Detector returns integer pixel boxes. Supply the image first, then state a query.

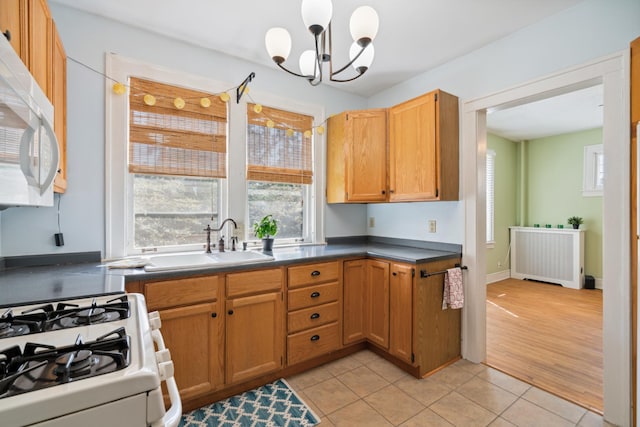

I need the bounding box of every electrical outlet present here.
[428,220,436,233]
[369,217,375,228]
[497,261,502,267]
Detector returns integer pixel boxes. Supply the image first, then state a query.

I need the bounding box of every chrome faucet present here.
[212,218,238,252]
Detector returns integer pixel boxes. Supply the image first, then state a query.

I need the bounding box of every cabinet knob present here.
[228,310,234,315]
[3,30,11,42]
[311,270,321,277]
[392,272,397,276]
[310,291,320,298]
[310,335,320,342]
[310,313,320,320]
[381,190,386,195]
[211,312,217,318]
[390,189,395,193]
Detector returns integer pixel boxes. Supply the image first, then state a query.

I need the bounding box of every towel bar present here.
[420,263,467,278]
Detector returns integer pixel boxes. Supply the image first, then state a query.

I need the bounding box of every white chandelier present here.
[264,0,379,86]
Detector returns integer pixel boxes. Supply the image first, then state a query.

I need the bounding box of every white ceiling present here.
[50,0,599,139]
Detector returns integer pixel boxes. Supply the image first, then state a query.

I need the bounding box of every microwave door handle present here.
[39,117,59,194]
[19,126,37,186]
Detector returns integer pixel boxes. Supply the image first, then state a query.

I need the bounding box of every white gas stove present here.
[0,293,181,427]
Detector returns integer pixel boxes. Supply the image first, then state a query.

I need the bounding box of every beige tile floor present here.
[286,350,614,427]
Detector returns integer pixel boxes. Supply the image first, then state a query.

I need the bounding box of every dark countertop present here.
[0,239,461,308]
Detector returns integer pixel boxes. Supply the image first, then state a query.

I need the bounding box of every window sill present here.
[486,241,495,249]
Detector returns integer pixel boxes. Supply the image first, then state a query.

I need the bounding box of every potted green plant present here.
[253,214,278,252]
[567,216,584,230]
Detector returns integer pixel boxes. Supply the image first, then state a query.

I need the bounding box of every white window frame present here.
[105,54,230,259]
[486,149,496,246]
[583,143,603,197]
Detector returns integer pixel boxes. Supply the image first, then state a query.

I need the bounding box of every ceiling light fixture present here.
[265,0,379,86]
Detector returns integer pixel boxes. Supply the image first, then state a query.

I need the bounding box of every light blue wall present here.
[0,5,367,257]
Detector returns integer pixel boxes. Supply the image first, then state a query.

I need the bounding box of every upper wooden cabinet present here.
[28,0,51,96]
[389,89,459,201]
[51,21,66,192]
[327,109,388,203]
[0,0,27,63]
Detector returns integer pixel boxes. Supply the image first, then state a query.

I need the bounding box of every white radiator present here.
[509,227,585,289]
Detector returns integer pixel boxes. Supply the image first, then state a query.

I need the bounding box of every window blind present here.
[486,150,496,243]
[129,77,227,178]
[247,103,313,184]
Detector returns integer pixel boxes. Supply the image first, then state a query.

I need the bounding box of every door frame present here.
[461,51,630,425]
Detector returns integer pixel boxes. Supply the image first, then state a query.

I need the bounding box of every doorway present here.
[460,52,630,425]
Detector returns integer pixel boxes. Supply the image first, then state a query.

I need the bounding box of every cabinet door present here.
[343,259,367,344]
[389,263,414,364]
[389,92,437,201]
[27,0,51,96]
[366,260,389,349]
[158,302,223,401]
[51,22,66,193]
[226,292,284,384]
[346,110,387,202]
[0,0,27,63]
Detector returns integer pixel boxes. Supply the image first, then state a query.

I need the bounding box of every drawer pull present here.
[310,291,320,298]
[211,312,217,318]
[228,310,234,315]
[311,270,321,277]
[310,335,320,342]
[310,313,320,320]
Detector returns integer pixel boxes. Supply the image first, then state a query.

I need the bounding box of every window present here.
[127,77,227,253]
[583,144,603,197]
[486,149,496,244]
[246,104,313,243]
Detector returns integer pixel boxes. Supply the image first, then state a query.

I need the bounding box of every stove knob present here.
[156,348,171,364]
[157,360,175,382]
[148,311,162,330]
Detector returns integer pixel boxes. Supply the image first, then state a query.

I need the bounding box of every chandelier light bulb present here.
[299,50,318,78]
[350,6,379,47]
[301,0,333,36]
[265,27,292,64]
[349,42,375,74]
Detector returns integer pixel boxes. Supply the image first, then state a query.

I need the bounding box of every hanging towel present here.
[442,267,464,310]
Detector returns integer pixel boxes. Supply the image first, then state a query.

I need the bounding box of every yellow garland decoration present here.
[286,128,294,137]
[303,130,312,138]
[143,94,156,106]
[316,126,325,135]
[200,98,211,108]
[173,97,185,109]
[253,104,263,113]
[220,92,230,103]
[112,82,126,95]
[266,120,275,128]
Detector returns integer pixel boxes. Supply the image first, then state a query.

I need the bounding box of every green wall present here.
[487,128,603,279]
[486,134,518,275]
[526,128,603,279]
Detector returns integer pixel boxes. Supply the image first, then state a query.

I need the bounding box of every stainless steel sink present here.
[144,251,274,272]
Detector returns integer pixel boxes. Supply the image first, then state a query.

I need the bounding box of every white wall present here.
[366,0,640,244]
[0,4,367,257]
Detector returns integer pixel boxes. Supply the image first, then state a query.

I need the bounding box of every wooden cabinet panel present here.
[327,109,388,203]
[226,268,282,298]
[0,0,27,63]
[158,302,223,401]
[343,259,367,344]
[51,21,66,193]
[288,281,339,311]
[27,0,51,96]
[389,263,414,364]
[287,322,340,365]
[366,259,389,349]
[288,301,339,334]
[225,291,284,384]
[288,261,339,288]
[389,90,459,202]
[144,275,219,310]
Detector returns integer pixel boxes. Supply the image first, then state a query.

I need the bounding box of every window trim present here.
[486,149,496,246]
[583,143,603,197]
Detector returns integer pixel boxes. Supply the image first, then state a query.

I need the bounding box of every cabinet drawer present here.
[144,276,219,311]
[288,301,339,334]
[287,322,340,365]
[288,282,339,311]
[226,268,283,298]
[288,262,339,288]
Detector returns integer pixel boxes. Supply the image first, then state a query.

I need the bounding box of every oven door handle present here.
[151,329,182,427]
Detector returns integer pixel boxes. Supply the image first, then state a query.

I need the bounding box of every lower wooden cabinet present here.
[389,263,414,364]
[141,275,223,402]
[343,260,367,344]
[225,269,284,385]
[366,260,390,349]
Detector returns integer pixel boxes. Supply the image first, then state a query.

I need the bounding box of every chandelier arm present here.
[330,44,366,77]
[330,71,367,83]
[276,62,312,80]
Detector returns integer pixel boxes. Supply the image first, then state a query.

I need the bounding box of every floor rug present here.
[179,379,321,427]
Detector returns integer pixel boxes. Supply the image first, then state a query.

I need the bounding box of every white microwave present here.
[0,33,59,210]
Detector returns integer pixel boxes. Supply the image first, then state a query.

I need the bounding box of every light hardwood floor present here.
[486,278,603,413]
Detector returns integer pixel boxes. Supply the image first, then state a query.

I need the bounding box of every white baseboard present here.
[486,269,510,284]
[595,277,603,289]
